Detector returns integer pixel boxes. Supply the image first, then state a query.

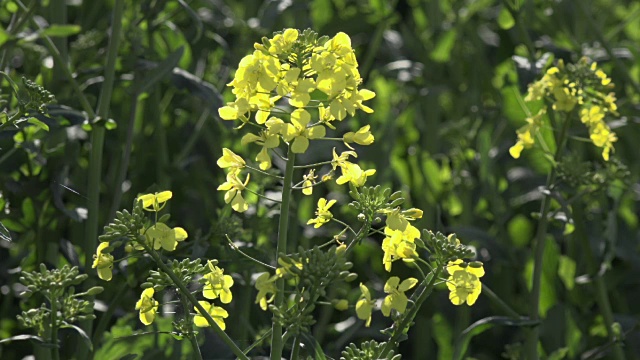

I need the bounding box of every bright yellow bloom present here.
[137,191,172,212]
[302,169,317,195]
[336,162,376,187]
[145,222,188,251]
[92,242,114,281]
[580,105,605,126]
[509,110,544,159]
[552,86,578,112]
[283,109,326,153]
[241,127,280,171]
[356,283,375,327]
[307,197,337,228]
[343,125,374,149]
[267,28,299,55]
[217,169,250,212]
[218,98,250,121]
[193,301,229,330]
[203,261,234,303]
[255,272,277,310]
[331,148,358,170]
[381,225,420,272]
[446,260,484,306]
[278,67,316,108]
[381,276,418,316]
[217,148,246,170]
[589,121,617,161]
[135,288,159,325]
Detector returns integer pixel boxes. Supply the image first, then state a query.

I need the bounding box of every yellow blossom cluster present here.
[216,29,377,213]
[513,60,618,161]
[194,260,233,330]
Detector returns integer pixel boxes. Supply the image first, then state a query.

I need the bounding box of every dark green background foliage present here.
[1,0,639,359]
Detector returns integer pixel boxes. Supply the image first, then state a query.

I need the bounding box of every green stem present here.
[290,337,300,360]
[145,246,248,360]
[78,0,124,357]
[524,111,572,360]
[270,144,296,360]
[50,294,60,360]
[179,295,203,360]
[573,206,625,360]
[482,284,521,318]
[379,264,444,357]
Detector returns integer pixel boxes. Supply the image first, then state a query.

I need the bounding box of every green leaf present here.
[0,334,46,344]
[558,255,576,290]
[0,221,11,243]
[432,313,453,360]
[2,218,26,232]
[139,47,185,94]
[41,25,82,37]
[61,323,93,351]
[21,198,36,226]
[453,316,538,360]
[548,347,569,360]
[498,6,516,30]
[27,117,49,131]
[430,29,457,63]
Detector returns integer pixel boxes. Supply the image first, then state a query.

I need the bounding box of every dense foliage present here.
[1,0,639,359]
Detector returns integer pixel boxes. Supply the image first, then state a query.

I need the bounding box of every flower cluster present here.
[216,29,377,213]
[512,59,618,161]
[195,260,233,330]
[446,260,485,306]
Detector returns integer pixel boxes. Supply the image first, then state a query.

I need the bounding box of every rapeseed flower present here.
[92,242,114,281]
[381,225,420,272]
[307,197,336,228]
[203,262,234,304]
[446,260,484,306]
[381,276,418,316]
[145,222,188,251]
[356,283,375,327]
[343,125,374,149]
[135,288,159,325]
[282,109,326,153]
[217,169,250,212]
[255,272,277,310]
[138,191,172,212]
[194,301,228,330]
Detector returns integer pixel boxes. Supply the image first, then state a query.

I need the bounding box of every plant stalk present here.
[179,295,204,360]
[145,247,249,360]
[270,144,296,360]
[50,294,60,360]
[78,0,124,357]
[524,110,572,359]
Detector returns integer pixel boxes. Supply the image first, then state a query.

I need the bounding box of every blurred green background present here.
[1,0,639,359]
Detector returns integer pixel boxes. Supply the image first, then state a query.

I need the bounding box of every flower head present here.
[145,222,188,251]
[381,276,418,316]
[135,288,159,325]
[301,169,317,196]
[137,191,172,212]
[194,301,229,330]
[255,272,277,310]
[203,262,234,304]
[381,225,420,272]
[343,125,374,149]
[217,148,246,170]
[217,169,251,212]
[307,197,337,228]
[356,283,375,327]
[446,260,485,306]
[92,242,114,281]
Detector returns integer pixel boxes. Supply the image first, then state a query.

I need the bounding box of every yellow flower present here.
[307,197,337,228]
[203,262,234,304]
[92,242,114,281]
[331,148,358,170]
[279,67,316,108]
[301,169,317,196]
[580,106,605,126]
[137,191,172,212]
[343,125,374,149]
[283,109,326,153]
[356,283,375,327]
[217,169,250,212]
[135,288,159,326]
[217,148,246,170]
[218,98,250,121]
[336,162,376,187]
[446,260,484,306]
[241,127,280,170]
[589,121,617,161]
[509,110,544,159]
[551,86,578,112]
[381,276,418,316]
[381,225,420,272]
[145,222,188,251]
[193,301,229,330]
[255,272,277,310]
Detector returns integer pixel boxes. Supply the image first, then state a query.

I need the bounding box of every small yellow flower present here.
[580,106,605,126]
[255,272,277,310]
[381,276,418,316]
[356,283,375,327]
[241,128,280,170]
[381,225,420,272]
[92,242,114,281]
[343,125,374,149]
[218,98,250,121]
[446,260,485,306]
[336,162,376,187]
[217,169,251,212]
[193,301,229,330]
[203,262,234,304]
[307,197,337,228]
[301,169,317,196]
[145,222,188,251]
[589,121,617,161]
[137,191,172,212]
[135,288,159,325]
[217,148,246,170]
[283,109,326,153]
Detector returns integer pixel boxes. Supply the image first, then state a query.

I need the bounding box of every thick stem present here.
[50,294,60,360]
[270,145,296,360]
[379,264,444,358]
[573,206,626,360]
[145,247,248,360]
[78,0,124,357]
[524,111,572,359]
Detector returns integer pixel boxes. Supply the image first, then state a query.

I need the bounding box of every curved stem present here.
[144,246,248,360]
[294,160,333,169]
[246,164,285,180]
[524,110,573,359]
[270,144,296,360]
[226,235,275,270]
